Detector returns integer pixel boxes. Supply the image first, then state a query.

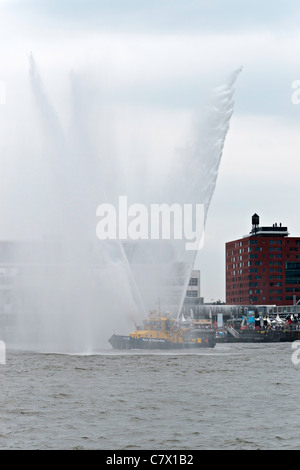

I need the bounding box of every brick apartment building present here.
[226,214,300,306]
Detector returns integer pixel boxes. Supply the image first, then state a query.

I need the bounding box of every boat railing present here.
[225,326,240,339]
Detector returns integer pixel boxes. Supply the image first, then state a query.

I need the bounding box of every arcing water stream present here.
[1,57,241,352]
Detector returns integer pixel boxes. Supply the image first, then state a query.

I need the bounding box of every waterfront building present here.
[182,269,204,316]
[226,214,300,306]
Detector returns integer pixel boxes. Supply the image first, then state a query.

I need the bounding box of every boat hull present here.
[217,328,300,343]
[109,333,216,350]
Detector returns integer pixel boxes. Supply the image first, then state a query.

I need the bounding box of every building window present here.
[189,278,198,286]
[186,291,198,297]
[286,262,300,285]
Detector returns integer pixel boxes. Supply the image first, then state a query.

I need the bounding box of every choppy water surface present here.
[1,343,299,450]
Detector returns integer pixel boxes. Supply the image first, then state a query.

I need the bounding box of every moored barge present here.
[217,312,300,343]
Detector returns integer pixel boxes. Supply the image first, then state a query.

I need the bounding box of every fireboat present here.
[109,310,216,350]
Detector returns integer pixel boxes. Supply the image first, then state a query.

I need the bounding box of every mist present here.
[0,56,240,352]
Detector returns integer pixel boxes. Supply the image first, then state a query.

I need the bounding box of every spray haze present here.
[1,55,241,352]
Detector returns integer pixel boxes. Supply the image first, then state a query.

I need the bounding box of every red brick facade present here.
[226,218,300,305]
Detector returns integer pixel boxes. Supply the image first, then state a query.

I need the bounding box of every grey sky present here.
[2,0,299,117]
[5,0,300,34]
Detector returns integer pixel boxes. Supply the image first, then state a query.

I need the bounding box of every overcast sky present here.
[1,0,300,302]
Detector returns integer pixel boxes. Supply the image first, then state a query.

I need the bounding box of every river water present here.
[0,343,299,450]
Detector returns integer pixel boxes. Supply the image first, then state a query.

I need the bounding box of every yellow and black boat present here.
[109,311,216,349]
